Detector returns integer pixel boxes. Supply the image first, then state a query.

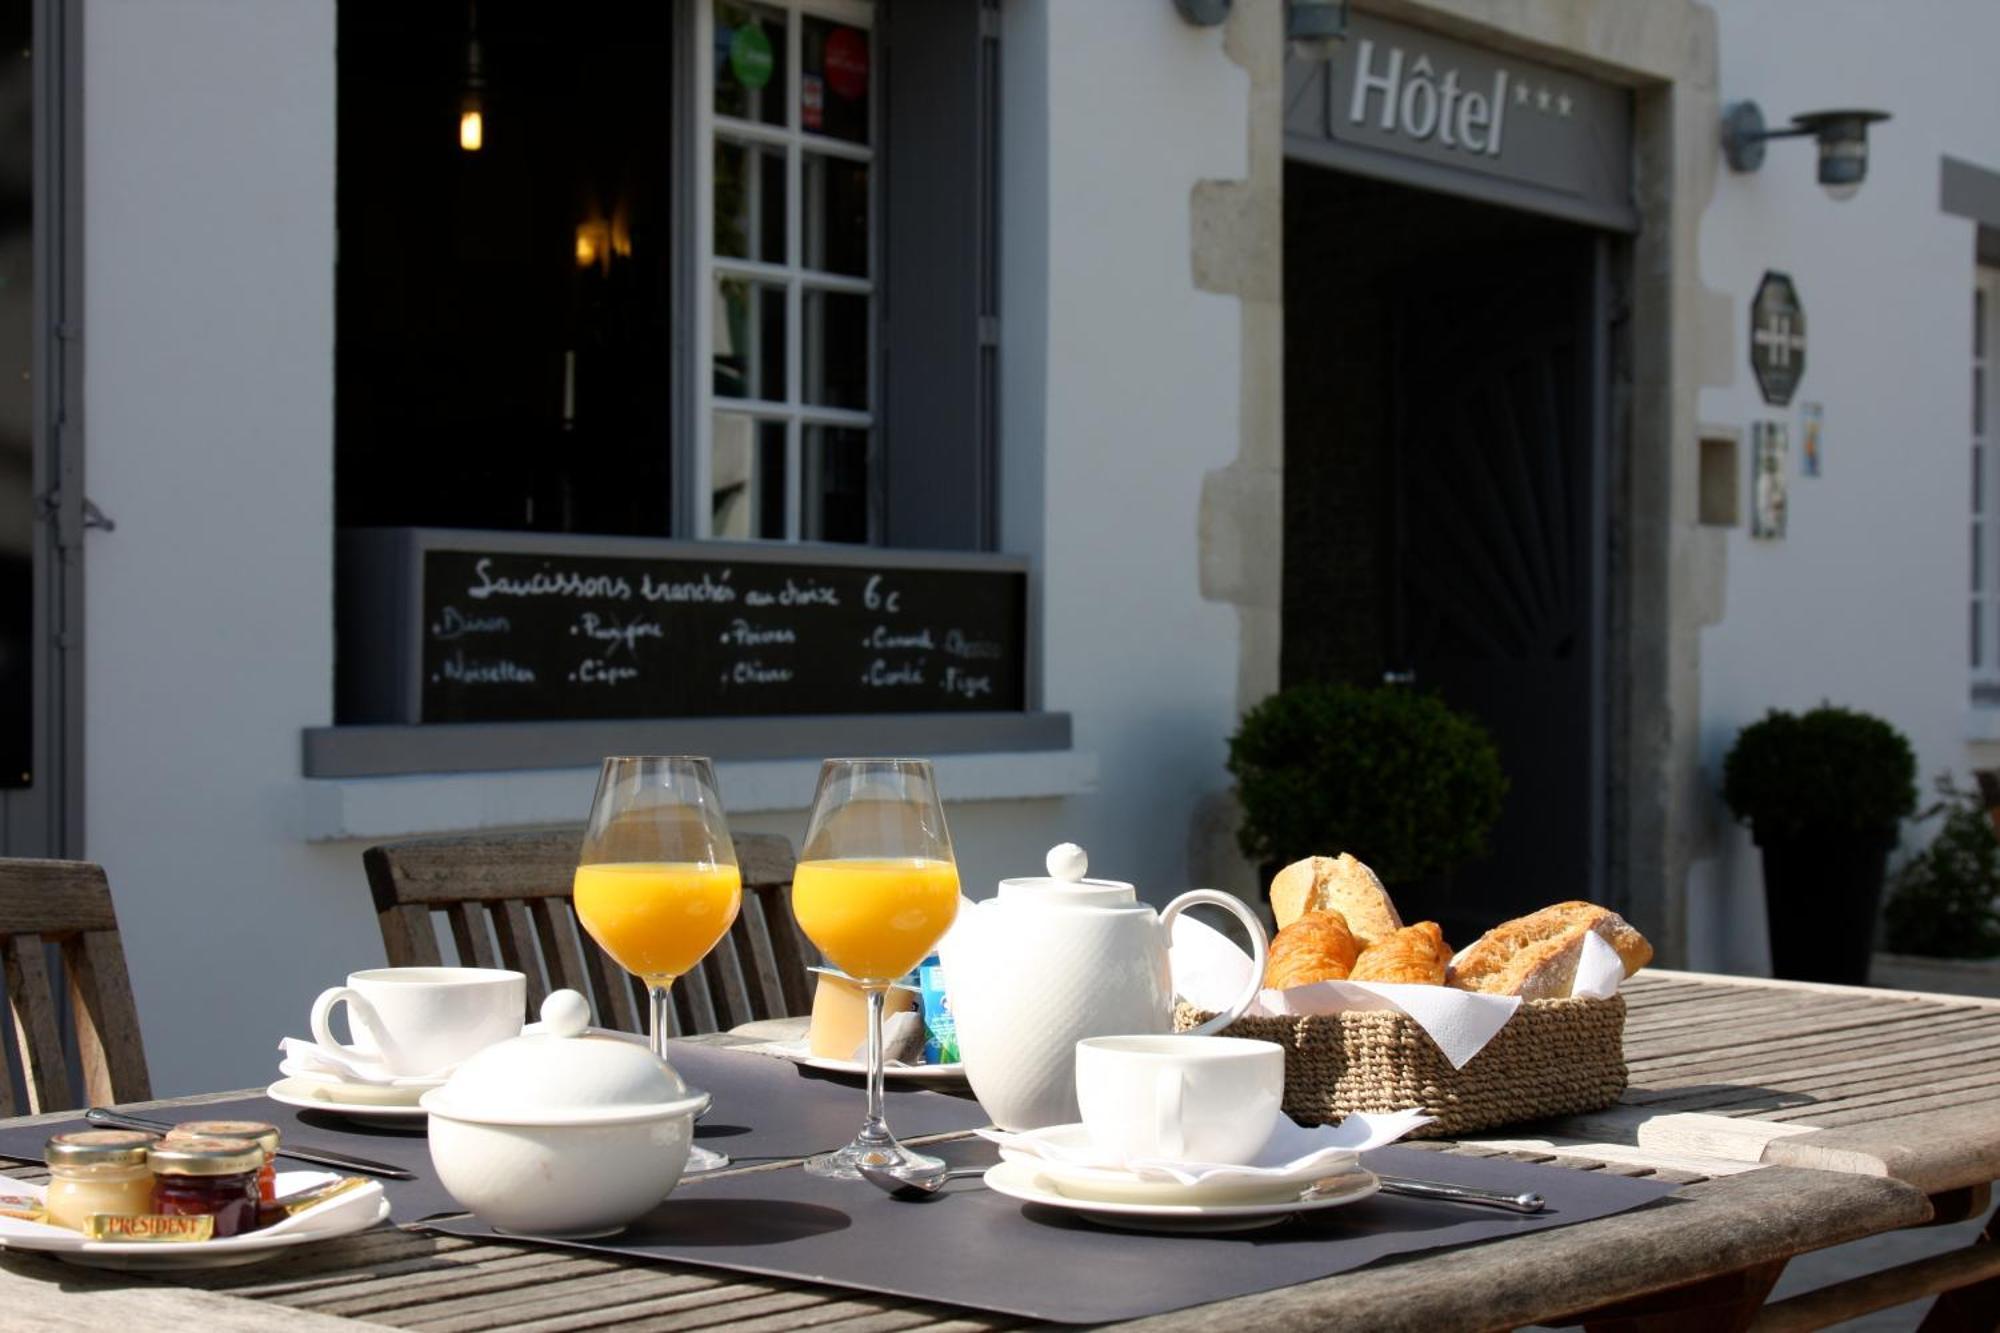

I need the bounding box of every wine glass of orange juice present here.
[792,758,960,1181]
[574,755,741,1173]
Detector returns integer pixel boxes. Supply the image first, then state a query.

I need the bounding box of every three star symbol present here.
[1513,82,1574,118]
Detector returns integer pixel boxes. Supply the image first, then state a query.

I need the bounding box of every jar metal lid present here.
[147,1135,263,1176]
[168,1120,280,1156]
[45,1129,156,1169]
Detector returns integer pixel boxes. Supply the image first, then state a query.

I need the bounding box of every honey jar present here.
[43,1130,158,1232]
[148,1135,263,1237]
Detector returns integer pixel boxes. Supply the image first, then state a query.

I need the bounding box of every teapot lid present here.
[993,843,1139,906]
[421,990,708,1127]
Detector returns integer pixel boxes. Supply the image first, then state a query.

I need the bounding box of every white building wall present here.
[1691,0,2000,972]
[74,0,1259,1094]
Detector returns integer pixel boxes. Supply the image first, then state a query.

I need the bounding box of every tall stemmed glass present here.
[574,755,741,1173]
[791,758,960,1181]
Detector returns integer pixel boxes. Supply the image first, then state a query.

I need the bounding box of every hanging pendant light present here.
[459,1,485,152]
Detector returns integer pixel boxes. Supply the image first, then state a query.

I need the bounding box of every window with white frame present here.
[700,0,876,544]
[1976,268,1999,696]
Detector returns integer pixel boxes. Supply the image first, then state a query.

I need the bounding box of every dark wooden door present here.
[1387,238,1608,942]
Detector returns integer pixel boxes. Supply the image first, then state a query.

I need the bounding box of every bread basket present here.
[1174,993,1627,1139]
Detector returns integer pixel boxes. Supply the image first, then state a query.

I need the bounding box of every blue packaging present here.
[918,955,958,1064]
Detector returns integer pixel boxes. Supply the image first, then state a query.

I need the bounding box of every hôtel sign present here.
[1283,14,1636,232]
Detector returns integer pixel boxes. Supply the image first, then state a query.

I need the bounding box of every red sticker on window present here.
[802,73,824,130]
[824,26,868,101]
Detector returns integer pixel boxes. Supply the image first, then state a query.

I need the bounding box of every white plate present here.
[996,1123,1359,1206]
[983,1158,1378,1233]
[267,1077,432,1123]
[0,1171,390,1271]
[794,1055,969,1088]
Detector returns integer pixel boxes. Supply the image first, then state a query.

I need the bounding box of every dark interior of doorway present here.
[1282,163,1606,946]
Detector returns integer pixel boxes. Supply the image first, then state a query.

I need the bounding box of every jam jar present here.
[149,1135,263,1237]
[168,1120,281,1202]
[43,1130,158,1232]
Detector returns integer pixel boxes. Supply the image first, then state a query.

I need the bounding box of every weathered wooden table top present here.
[3,969,1995,1331]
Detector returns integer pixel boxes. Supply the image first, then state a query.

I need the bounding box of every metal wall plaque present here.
[1284,13,1636,232]
[1750,271,1807,406]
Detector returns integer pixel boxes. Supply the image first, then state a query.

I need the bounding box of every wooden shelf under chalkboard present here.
[336,528,1034,728]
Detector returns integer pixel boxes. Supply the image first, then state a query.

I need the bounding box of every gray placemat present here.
[427,1140,1679,1325]
[0,1043,990,1224]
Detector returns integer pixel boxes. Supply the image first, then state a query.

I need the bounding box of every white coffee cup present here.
[310,967,526,1077]
[1075,1034,1285,1164]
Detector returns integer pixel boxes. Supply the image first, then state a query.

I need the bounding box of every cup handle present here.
[1154,1065,1185,1161]
[1160,889,1271,1036]
[310,986,385,1061]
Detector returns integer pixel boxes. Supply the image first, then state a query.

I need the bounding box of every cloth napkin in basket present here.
[979,1107,1432,1186]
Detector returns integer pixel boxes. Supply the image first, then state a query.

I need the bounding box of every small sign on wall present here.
[1799,402,1823,477]
[1751,272,1807,407]
[1752,421,1789,539]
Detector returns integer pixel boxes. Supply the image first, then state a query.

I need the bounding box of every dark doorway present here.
[1282,164,1609,944]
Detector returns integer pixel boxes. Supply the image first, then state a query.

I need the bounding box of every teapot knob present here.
[1046,842,1088,882]
[539,989,591,1038]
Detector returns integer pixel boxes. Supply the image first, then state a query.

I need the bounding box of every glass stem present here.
[860,984,891,1148]
[649,980,674,1061]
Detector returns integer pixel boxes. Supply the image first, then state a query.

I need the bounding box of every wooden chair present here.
[363,829,816,1038]
[0,858,151,1114]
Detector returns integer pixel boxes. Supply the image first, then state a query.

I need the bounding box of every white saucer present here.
[267,1076,432,1123]
[983,1158,1378,1233]
[996,1123,1360,1206]
[0,1171,390,1271]
[795,1055,969,1088]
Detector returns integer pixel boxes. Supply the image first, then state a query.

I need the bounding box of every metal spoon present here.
[858,1163,988,1199]
[1369,1175,1544,1213]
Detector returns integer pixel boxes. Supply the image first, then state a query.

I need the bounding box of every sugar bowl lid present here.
[420,990,709,1127]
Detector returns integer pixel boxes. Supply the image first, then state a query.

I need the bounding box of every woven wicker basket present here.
[1175,993,1628,1139]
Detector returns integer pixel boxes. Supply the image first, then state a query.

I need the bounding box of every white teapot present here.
[937,844,1268,1131]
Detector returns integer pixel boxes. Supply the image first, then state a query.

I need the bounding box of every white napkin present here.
[979,1107,1433,1186]
[277,1038,446,1087]
[1171,915,1625,1072]
[0,1171,385,1249]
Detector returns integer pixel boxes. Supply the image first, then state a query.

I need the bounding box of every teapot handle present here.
[1159,889,1270,1036]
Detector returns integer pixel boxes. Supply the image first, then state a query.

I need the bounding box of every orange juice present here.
[573,861,742,984]
[791,857,960,983]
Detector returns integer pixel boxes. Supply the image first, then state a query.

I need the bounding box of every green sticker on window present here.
[730,23,773,91]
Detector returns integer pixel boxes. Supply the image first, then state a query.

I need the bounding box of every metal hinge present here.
[32,489,115,535]
[978,316,1000,347]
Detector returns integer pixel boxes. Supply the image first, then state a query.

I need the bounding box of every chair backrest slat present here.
[0,859,151,1112]
[363,829,804,1037]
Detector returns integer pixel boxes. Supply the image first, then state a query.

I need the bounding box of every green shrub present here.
[1720,703,1917,842]
[1882,776,2000,959]
[1227,682,1506,886]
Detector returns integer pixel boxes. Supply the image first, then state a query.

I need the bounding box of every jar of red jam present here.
[148,1136,262,1237]
[167,1120,280,1202]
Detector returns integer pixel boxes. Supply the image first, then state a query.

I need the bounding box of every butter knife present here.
[84,1107,418,1181]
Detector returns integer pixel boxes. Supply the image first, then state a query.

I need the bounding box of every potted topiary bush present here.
[1881,776,2000,960]
[1227,682,1506,889]
[1721,703,1917,983]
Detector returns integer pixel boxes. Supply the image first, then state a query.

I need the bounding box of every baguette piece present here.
[1348,921,1451,986]
[1268,854,1403,946]
[1462,928,1589,999]
[1450,901,1653,995]
[1263,910,1361,989]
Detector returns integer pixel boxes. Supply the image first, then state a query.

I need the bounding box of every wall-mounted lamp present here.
[1172,0,1349,60]
[1722,101,1890,201]
[459,2,485,153]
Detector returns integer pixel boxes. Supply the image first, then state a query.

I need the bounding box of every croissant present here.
[1263,910,1361,989]
[1450,901,1653,995]
[1348,921,1451,986]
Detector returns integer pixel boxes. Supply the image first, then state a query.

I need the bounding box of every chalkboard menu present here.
[338,530,1030,725]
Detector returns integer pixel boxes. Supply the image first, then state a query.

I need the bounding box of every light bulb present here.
[459,106,484,152]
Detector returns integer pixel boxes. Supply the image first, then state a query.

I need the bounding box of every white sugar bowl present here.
[420,990,708,1236]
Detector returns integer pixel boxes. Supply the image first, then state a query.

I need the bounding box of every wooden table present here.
[2,970,1996,1332]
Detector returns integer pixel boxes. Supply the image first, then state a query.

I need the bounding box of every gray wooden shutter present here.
[878,0,999,550]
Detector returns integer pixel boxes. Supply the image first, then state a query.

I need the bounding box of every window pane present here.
[805,425,871,543]
[335,3,675,539]
[713,276,787,401]
[802,16,870,145]
[1977,445,1986,516]
[714,2,786,127]
[1979,286,1988,359]
[1976,600,1985,670]
[1976,521,1984,593]
[1978,366,1986,437]
[803,288,869,409]
[714,137,786,264]
[804,153,869,277]
[711,414,788,539]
